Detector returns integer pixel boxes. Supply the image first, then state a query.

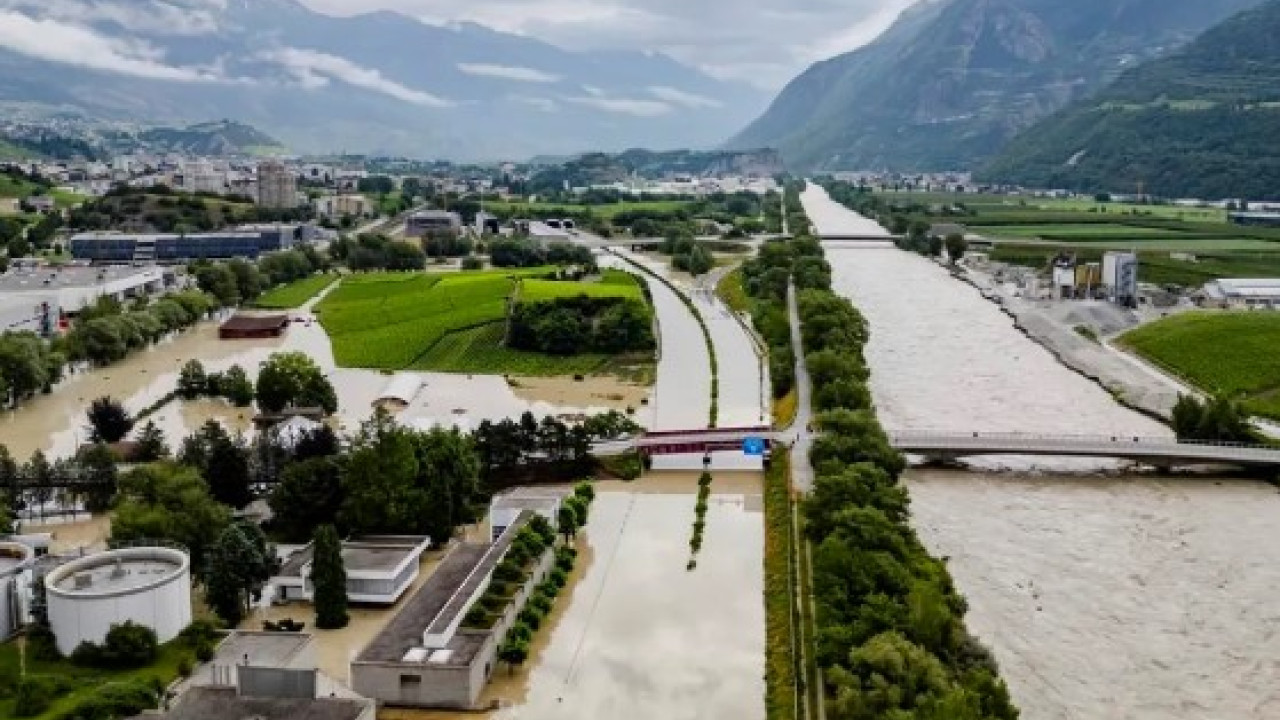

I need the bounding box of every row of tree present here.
[790,193,1020,719]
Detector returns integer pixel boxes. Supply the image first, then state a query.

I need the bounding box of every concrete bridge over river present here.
[595,428,1280,471]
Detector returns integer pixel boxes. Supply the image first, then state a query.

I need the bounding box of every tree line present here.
[0,248,325,411]
[787,189,1020,719]
[508,296,655,356]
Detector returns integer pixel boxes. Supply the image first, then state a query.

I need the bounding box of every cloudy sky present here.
[299,0,918,87]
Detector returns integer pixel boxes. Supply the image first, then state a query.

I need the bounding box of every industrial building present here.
[0,542,35,642]
[270,535,431,606]
[258,161,300,210]
[350,512,551,709]
[69,225,302,263]
[1198,278,1280,309]
[405,210,462,237]
[0,264,174,336]
[44,546,192,656]
[219,313,291,340]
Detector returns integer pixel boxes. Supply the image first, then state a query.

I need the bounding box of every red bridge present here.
[625,426,777,457]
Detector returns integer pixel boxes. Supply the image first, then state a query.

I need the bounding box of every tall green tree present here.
[76,443,119,513]
[86,396,134,443]
[134,421,170,462]
[111,463,231,577]
[339,411,424,535]
[255,352,338,414]
[269,457,344,542]
[311,524,349,629]
[205,523,271,627]
[180,421,254,509]
[176,360,207,399]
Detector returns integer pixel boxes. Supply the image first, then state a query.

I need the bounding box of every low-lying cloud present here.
[0,10,225,81]
[263,47,453,107]
[458,63,561,83]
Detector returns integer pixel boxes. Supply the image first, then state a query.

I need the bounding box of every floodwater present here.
[908,470,1280,720]
[606,250,767,471]
[805,185,1280,719]
[604,252,712,431]
[403,472,766,720]
[0,287,650,462]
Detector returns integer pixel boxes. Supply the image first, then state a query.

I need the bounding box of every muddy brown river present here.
[805,184,1280,719]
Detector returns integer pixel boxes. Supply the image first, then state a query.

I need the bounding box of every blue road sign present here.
[743,437,765,456]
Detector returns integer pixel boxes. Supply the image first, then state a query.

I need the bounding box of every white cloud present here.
[458,63,561,83]
[262,47,453,107]
[298,0,918,88]
[6,0,225,36]
[648,86,721,109]
[566,94,671,117]
[0,9,226,81]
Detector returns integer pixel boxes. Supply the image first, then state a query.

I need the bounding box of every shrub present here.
[548,568,568,588]
[62,680,157,720]
[519,607,543,631]
[195,639,216,662]
[25,624,60,661]
[177,656,194,677]
[103,621,159,667]
[14,676,57,717]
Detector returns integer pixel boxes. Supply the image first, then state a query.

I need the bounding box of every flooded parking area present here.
[908,469,1280,720]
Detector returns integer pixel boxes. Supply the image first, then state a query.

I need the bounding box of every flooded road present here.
[604,252,712,431]
[803,184,1280,719]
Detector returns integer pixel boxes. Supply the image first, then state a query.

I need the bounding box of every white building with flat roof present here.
[270,536,431,606]
[1200,278,1280,309]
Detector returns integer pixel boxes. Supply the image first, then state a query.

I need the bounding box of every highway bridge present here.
[594,428,1280,470]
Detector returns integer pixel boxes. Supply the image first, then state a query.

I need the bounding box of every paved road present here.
[786,280,816,493]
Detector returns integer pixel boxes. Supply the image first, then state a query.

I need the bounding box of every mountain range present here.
[0,0,768,159]
[726,0,1265,172]
[979,0,1280,200]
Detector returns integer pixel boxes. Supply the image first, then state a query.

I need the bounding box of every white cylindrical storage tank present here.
[45,547,192,656]
[0,542,35,641]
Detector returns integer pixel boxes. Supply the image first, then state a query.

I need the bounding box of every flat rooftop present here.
[136,687,370,720]
[278,536,429,578]
[52,556,183,594]
[210,631,313,669]
[355,544,488,663]
[0,265,163,294]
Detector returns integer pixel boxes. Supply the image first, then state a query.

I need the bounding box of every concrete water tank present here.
[0,542,35,641]
[45,547,192,656]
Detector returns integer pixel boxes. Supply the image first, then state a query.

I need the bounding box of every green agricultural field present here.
[317,267,654,376]
[993,238,1280,253]
[413,322,620,376]
[520,274,643,303]
[251,274,337,309]
[318,273,518,369]
[1120,312,1280,420]
[973,223,1193,239]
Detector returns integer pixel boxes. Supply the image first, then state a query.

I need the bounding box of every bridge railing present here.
[890,432,1280,452]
